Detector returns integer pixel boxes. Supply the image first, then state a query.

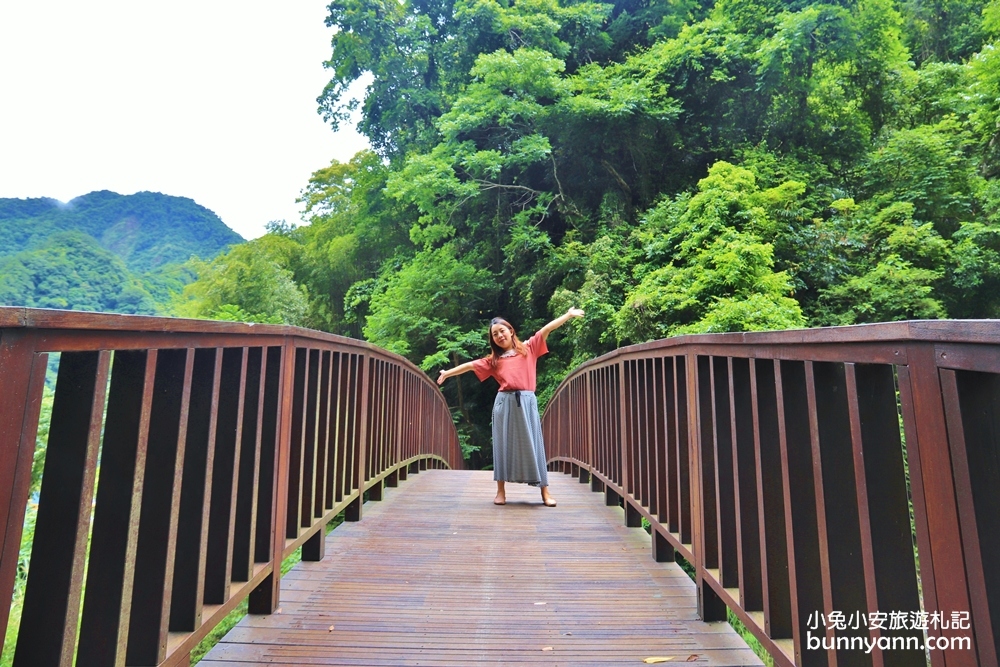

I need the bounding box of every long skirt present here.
[492,390,549,486]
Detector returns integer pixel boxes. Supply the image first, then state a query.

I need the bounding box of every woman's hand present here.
[567,307,585,318]
[437,369,448,385]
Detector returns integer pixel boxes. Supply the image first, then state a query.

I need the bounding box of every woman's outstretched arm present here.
[538,307,585,341]
[438,361,478,385]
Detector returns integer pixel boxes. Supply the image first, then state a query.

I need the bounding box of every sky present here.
[0,1,370,240]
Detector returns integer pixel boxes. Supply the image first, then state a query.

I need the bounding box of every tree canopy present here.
[183,0,1000,465]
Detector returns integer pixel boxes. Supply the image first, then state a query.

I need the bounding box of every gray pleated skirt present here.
[492,390,549,486]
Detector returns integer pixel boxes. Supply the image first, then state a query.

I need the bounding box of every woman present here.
[437,307,585,506]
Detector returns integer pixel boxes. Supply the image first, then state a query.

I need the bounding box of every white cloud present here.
[0,1,370,239]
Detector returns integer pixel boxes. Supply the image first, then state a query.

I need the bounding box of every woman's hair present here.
[487,317,528,366]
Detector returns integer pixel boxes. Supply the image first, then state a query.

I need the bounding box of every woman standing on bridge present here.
[437,307,585,506]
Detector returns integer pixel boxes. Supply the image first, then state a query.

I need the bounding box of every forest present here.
[169,0,1000,465]
[0,191,242,314]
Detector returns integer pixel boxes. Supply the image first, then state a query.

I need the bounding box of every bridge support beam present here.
[591,476,603,493]
[578,468,590,484]
[303,529,325,561]
[653,531,675,562]
[346,494,362,522]
[368,480,384,501]
[605,486,620,507]
[625,502,643,528]
[699,580,727,622]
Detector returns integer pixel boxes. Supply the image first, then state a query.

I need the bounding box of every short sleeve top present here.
[471,331,548,392]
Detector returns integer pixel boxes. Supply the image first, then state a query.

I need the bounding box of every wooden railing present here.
[542,321,999,667]
[0,307,460,667]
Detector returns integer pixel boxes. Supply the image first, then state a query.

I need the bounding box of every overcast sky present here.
[0,1,370,240]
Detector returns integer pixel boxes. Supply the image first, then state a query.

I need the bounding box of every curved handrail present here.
[542,320,998,667]
[0,307,460,666]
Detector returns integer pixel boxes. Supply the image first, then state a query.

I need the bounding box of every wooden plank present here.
[127,348,194,664]
[170,347,222,632]
[77,349,157,666]
[0,335,45,660]
[15,350,111,666]
[205,471,761,667]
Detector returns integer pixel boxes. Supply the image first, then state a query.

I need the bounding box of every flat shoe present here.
[543,499,556,507]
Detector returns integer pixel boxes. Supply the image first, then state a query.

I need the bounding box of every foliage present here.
[175,235,309,325]
[0,232,159,314]
[0,191,241,315]
[176,0,1000,466]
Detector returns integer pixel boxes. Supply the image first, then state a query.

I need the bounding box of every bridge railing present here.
[542,321,998,667]
[0,307,460,667]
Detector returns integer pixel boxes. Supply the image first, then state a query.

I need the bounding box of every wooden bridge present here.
[0,308,997,667]
[203,469,760,666]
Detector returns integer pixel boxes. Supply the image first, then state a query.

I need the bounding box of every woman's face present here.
[491,323,514,351]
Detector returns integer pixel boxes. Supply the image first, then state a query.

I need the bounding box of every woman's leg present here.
[540,485,556,506]
[495,481,506,505]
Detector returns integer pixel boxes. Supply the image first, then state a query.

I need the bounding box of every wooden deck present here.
[202,470,763,666]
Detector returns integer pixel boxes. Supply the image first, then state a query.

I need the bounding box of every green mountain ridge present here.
[0,190,244,273]
[0,190,244,314]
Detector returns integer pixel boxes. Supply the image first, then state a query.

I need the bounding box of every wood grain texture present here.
[203,470,761,666]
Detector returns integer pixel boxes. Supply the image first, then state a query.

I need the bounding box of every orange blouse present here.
[471,331,548,392]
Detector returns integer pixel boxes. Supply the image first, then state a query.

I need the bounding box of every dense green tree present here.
[0,232,158,314]
[175,235,309,325]
[180,0,1000,464]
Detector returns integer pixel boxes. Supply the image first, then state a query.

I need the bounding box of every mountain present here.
[0,190,244,314]
[0,190,244,273]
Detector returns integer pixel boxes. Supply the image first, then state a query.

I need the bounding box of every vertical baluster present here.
[336,353,351,503]
[754,360,792,640]
[676,356,692,546]
[689,352,725,621]
[346,356,370,521]
[697,356,718,573]
[613,364,622,490]
[812,362,870,667]
[232,347,265,583]
[78,350,157,666]
[638,360,649,509]
[367,362,385,501]
[848,363,924,666]
[712,357,737,588]
[802,361,838,663]
[730,357,762,613]
[772,361,820,667]
[16,350,111,666]
[632,360,640,500]
[652,359,667,526]
[325,352,341,508]
[204,347,247,605]
[341,355,357,506]
[249,344,290,615]
[314,350,332,520]
[586,370,594,478]
[664,357,678,533]
[127,348,194,664]
[285,348,307,540]
[396,370,403,464]
[299,349,320,531]
[169,347,222,631]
